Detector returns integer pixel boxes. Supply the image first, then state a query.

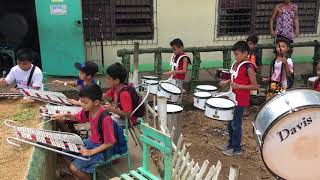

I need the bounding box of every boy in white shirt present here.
[0,48,43,90]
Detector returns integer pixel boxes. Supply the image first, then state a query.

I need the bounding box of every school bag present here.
[85,111,127,155]
[116,83,146,120]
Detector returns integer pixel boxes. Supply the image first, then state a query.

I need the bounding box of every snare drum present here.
[205,98,235,121]
[154,104,183,144]
[144,80,159,95]
[253,89,320,179]
[216,68,231,80]
[141,76,159,83]
[307,76,318,87]
[194,92,212,110]
[195,85,218,96]
[157,82,182,103]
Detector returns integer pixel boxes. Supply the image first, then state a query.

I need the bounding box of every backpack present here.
[85,111,127,155]
[116,83,145,119]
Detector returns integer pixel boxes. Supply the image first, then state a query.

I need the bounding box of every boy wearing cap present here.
[53,61,99,90]
[53,61,99,105]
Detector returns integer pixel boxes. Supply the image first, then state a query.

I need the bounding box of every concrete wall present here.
[86,0,320,70]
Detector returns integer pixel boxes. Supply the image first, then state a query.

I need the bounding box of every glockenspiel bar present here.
[0,93,23,97]
[35,134,47,144]
[46,105,82,115]
[22,89,69,105]
[50,138,57,147]
[68,142,79,153]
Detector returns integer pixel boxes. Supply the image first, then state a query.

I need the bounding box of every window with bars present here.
[217,0,320,36]
[82,0,154,41]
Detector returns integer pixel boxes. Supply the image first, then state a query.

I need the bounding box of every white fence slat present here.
[181,160,195,180]
[195,160,209,180]
[173,134,184,166]
[175,152,190,180]
[188,163,200,180]
[173,145,186,177]
[212,161,222,180]
[228,164,240,180]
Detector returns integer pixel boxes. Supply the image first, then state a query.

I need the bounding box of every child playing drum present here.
[163,38,191,91]
[218,41,258,156]
[263,37,294,99]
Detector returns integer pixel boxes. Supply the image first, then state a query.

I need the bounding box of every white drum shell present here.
[195,85,218,96]
[143,80,159,95]
[193,92,211,110]
[204,98,235,121]
[157,83,181,103]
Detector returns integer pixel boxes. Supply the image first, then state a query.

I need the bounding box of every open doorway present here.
[0,0,41,77]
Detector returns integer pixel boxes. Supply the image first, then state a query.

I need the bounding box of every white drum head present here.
[154,104,183,113]
[142,76,158,80]
[145,80,159,85]
[206,98,235,109]
[194,92,211,98]
[308,76,318,82]
[160,82,181,94]
[262,107,320,179]
[196,85,217,91]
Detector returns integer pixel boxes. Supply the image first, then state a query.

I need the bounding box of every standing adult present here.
[270,0,299,43]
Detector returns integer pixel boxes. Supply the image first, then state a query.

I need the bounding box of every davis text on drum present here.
[277,117,312,142]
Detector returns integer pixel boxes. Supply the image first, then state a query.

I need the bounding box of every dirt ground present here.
[0,98,41,180]
[181,95,276,180]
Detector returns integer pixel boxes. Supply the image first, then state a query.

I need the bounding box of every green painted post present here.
[191,52,201,92]
[313,40,319,75]
[154,52,162,76]
[223,49,232,69]
[121,54,131,82]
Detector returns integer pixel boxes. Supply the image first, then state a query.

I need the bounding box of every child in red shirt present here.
[312,63,320,91]
[164,38,191,90]
[52,84,115,179]
[103,63,137,126]
[219,41,258,156]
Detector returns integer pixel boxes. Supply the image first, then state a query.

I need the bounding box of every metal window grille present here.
[216,0,320,39]
[217,0,254,36]
[82,0,154,41]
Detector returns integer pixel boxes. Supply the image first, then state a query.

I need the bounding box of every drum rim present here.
[256,105,320,179]
[194,92,212,98]
[254,88,316,122]
[196,85,218,91]
[159,82,182,95]
[144,80,159,85]
[154,104,183,114]
[205,98,235,110]
[142,76,159,79]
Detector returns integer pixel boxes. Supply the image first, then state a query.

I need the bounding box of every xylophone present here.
[0,92,23,98]
[21,89,71,106]
[40,104,83,119]
[5,120,90,161]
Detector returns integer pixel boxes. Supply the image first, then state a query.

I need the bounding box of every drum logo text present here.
[277,117,312,142]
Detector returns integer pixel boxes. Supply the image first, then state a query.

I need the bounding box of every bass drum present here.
[253,89,320,180]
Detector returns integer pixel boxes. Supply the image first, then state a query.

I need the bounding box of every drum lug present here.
[215,109,218,115]
[197,98,199,103]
